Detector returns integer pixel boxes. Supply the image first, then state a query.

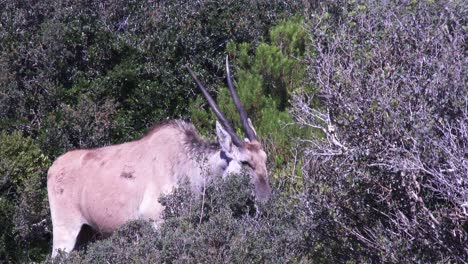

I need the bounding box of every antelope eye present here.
[241,161,253,168]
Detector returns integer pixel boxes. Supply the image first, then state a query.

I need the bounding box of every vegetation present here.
[0,132,50,261]
[0,0,466,262]
[292,1,467,261]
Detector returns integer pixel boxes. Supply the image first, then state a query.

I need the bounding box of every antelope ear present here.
[216,121,233,153]
[247,118,257,137]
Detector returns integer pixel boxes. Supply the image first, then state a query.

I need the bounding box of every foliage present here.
[0,0,301,154]
[292,0,467,262]
[191,16,313,173]
[0,132,51,262]
[49,173,310,263]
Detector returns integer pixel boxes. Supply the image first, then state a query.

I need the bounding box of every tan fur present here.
[47,120,209,256]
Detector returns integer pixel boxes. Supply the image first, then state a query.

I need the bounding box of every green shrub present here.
[0,0,301,154]
[0,132,51,262]
[191,17,315,176]
[293,0,467,262]
[48,173,311,263]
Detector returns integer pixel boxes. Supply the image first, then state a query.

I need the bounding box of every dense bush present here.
[0,132,50,262]
[191,16,314,173]
[0,0,301,155]
[50,174,310,263]
[292,0,467,262]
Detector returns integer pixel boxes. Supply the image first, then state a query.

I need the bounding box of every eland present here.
[47,57,271,257]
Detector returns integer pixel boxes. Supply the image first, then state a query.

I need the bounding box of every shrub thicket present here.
[50,174,311,263]
[0,132,50,262]
[0,0,300,155]
[292,0,467,262]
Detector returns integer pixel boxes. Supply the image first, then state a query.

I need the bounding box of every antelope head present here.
[188,57,271,201]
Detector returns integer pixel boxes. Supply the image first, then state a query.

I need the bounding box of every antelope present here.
[47,57,271,257]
